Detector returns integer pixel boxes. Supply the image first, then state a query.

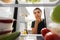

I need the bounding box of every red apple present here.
[45,32,60,40]
[41,28,51,37]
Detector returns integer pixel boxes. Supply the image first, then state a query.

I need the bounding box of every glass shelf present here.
[18,0,59,4]
[19,34,43,40]
[20,34,42,37]
[0,0,59,7]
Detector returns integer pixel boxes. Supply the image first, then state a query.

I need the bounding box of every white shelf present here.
[20,34,42,37]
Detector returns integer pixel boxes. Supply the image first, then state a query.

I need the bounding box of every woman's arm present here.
[32,21,39,34]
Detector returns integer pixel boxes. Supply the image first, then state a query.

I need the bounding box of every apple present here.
[41,28,51,37]
[45,32,60,40]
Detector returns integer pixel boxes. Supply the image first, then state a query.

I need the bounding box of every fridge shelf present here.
[20,34,42,37]
[18,0,59,4]
[0,0,60,7]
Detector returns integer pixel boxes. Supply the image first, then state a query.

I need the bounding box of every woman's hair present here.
[33,8,42,12]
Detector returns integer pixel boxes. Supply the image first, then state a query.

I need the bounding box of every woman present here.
[31,8,46,34]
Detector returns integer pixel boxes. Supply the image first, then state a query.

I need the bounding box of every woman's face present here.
[33,9,42,19]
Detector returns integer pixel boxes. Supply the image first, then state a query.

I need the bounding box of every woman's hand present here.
[41,28,60,40]
[36,16,41,24]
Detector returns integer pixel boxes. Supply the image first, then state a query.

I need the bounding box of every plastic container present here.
[0,18,14,28]
[0,26,13,32]
[0,27,13,35]
[0,18,14,35]
[0,7,14,18]
[0,22,13,30]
